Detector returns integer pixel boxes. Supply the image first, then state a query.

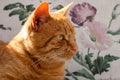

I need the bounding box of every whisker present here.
[29,51,66,67]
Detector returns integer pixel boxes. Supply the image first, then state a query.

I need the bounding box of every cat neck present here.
[7,23,32,55]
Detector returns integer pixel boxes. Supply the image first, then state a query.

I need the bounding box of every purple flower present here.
[71,2,113,50]
[69,2,96,26]
[76,21,113,51]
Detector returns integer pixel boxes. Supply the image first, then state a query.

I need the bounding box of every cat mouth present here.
[37,47,78,62]
[67,51,78,59]
[57,49,78,61]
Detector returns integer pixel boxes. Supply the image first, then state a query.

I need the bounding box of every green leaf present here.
[92,56,104,75]
[85,53,94,70]
[74,26,80,28]
[112,4,120,20]
[65,69,78,80]
[73,52,89,70]
[107,28,120,35]
[73,69,95,80]
[7,27,12,30]
[64,77,69,80]
[108,4,120,28]
[40,0,42,3]
[9,9,25,17]
[26,4,35,12]
[0,24,5,30]
[112,13,117,20]
[113,4,120,11]
[19,12,28,21]
[104,54,120,62]
[65,73,71,76]
[91,54,119,75]
[4,2,24,10]
[0,24,11,30]
[52,4,64,10]
[90,37,96,42]
[21,20,26,25]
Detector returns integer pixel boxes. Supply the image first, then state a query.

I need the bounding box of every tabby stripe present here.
[39,36,55,48]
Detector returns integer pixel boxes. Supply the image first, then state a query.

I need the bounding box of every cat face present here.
[24,2,78,62]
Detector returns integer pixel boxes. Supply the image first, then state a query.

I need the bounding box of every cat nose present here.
[72,46,78,51]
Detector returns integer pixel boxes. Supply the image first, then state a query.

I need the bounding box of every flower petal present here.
[75,27,96,50]
[69,2,96,26]
[85,21,113,50]
[76,21,113,51]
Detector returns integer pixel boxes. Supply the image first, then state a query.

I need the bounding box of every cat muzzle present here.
[72,46,78,52]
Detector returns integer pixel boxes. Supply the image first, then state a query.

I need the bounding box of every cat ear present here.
[55,2,73,16]
[32,2,50,30]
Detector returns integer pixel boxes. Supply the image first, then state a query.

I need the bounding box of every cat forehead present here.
[50,13,67,20]
[49,14,74,33]
[49,13,74,33]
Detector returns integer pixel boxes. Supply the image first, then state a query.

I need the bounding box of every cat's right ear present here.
[32,2,50,30]
[54,2,73,16]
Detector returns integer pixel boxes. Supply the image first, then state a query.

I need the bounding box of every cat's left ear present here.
[55,2,73,16]
[32,2,50,30]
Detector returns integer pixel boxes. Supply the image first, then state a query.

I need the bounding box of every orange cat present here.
[0,2,78,80]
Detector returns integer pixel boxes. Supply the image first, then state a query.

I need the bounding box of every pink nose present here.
[72,46,78,51]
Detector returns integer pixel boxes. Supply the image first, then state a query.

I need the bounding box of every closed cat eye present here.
[57,35,65,40]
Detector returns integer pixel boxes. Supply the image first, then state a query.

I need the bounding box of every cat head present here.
[23,2,78,62]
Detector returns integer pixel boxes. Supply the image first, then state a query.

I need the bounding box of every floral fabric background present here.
[0,0,120,80]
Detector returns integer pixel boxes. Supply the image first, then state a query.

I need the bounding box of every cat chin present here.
[54,56,73,62]
[48,57,67,63]
[56,58,67,62]
[36,51,77,63]
[38,56,66,63]
[58,52,77,61]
